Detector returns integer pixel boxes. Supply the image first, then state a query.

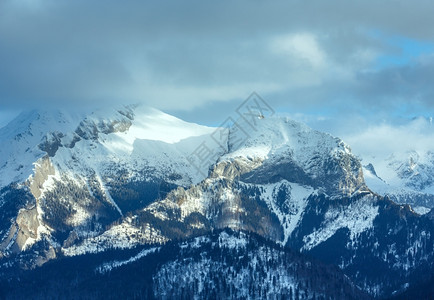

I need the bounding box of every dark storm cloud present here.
[1,0,434,118]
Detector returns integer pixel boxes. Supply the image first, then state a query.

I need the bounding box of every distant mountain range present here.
[0,105,433,299]
[362,150,434,214]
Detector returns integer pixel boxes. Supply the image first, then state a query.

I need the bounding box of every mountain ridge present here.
[0,105,433,298]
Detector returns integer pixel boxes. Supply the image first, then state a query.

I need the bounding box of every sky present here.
[0,0,434,156]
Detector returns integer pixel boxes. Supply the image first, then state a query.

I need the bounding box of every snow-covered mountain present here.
[0,106,216,189]
[0,106,221,264]
[362,150,434,214]
[0,105,433,298]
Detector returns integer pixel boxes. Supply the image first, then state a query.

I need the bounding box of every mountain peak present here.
[220,115,366,196]
[0,105,217,189]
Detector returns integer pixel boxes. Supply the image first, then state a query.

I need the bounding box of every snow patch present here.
[218,231,247,249]
[256,181,314,245]
[411,206,431,215]
[95,172,123,216]
[63,222,166,256]
[180,236,211,249]
[302,195,379,251]
[96,246,159,274]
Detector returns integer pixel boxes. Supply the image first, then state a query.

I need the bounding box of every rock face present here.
[0,106,433,298]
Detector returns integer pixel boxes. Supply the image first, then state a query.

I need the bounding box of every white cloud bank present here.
[343,117,434,160]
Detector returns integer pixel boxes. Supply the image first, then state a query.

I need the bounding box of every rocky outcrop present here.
[15,206,39,251]
[28,156,55,200]
[75,115,133,141]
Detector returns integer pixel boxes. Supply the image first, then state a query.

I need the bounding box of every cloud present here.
[0,0,433,126]
[341,117,434,160]
[271,33,327,69]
